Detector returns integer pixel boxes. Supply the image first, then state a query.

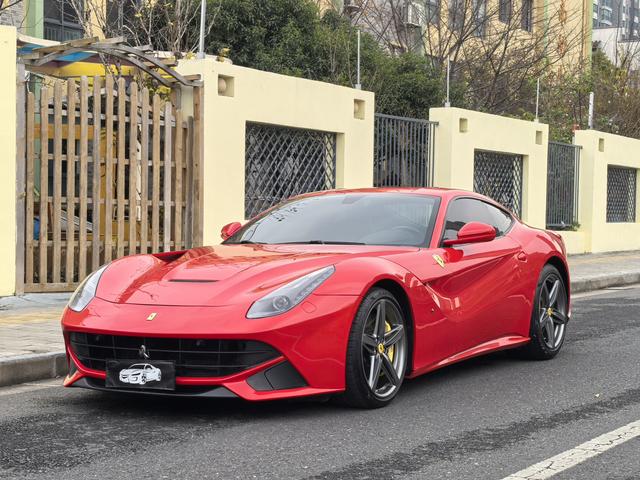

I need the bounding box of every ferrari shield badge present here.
[433,254,446,268]
[146,312,157,321]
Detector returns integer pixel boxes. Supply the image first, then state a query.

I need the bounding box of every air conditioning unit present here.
[404,1,426,28]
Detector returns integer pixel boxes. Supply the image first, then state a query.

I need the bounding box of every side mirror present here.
[443,222,496,247]
[221,222,242,240]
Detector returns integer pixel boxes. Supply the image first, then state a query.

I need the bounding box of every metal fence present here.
[244,123,337,219]
[546,141,581,229]
[374,113,437,188]
[473,150,523,217]
[607,166,637,222]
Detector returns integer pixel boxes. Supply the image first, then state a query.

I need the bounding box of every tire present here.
[339,288,409,408]
[517,264,569,360]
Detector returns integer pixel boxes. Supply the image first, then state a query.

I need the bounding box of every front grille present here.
[69,332,280,377]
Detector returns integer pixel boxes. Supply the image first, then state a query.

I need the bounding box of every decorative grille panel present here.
[473,150,523,216]
[546,141,580,229]
[245,123,337,219]
[607,166,637,223]
[374,114,437,188]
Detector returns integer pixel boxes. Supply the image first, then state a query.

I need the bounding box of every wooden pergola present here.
[17,36,202,88]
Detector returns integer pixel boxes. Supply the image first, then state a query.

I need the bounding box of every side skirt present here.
[406,335,530,379]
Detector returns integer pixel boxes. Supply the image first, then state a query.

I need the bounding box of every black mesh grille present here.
[473,150,523,217]
[69,332,280,377]
[244,123,337,219]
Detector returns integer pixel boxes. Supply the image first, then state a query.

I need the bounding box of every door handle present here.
[517,251,527,262]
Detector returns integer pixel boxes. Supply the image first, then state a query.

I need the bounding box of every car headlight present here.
[67,264,108,312]
[247,265,335,319]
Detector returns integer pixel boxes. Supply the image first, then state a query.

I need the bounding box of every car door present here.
[428,198,528,353]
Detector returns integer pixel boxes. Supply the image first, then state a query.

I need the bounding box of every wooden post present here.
[128,82,139,255]
[52,80,63,283]
[15,64,26,295]
[78,77,89,280]
[104,75,114,262]
[192,86,204,246]
[151,94,161,253]
[163,102,172,252]
[65,79,76,284]
[140,87,149,254]
[91,76,102,270]
[39,87,49,286]
[116,77,126,258]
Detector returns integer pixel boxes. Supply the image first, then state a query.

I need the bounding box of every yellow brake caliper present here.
[385,322,395,362]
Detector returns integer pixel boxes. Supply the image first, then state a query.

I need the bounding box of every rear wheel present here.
[518,264,569,360]
[340,288,408,408]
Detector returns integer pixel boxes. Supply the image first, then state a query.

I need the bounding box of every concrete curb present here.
[0,352,67,388]
[1,274,639,389]
[571,273,640,294]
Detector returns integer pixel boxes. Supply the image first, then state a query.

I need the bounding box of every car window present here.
[226,193,441,247]
[442,198,513,242]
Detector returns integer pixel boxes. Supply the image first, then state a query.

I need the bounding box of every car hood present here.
[96,244,417,306]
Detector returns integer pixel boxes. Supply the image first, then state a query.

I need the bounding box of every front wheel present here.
[518,264,569,360]
[340,288,408,408]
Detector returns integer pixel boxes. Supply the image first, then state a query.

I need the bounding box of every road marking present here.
[0,379,62,397]
[502,420,640,479]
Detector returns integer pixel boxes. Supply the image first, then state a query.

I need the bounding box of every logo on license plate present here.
[118,363,162,385]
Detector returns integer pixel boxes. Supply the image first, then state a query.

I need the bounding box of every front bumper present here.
[62,294,360,401]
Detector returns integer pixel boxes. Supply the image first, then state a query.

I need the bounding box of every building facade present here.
[330,0,592,66]
[593,0,639,39]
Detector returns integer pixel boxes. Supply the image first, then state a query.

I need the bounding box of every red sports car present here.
[61,188,570,408]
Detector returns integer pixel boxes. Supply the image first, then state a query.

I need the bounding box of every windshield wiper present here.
[237,240,264,244]
[277,240,366,245]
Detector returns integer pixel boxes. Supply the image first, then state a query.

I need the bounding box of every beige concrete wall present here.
[0,26,17,296]
[429,107,549,229]
[177,58,375,246]
[573,130,640,253]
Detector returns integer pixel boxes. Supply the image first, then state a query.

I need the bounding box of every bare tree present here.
[65,0,221,56]
[343,0,588,114]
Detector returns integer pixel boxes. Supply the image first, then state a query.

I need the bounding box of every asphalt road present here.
[1,286,640,480]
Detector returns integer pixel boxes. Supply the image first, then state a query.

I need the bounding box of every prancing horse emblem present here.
[433,254,446,268]
[138,345,150,360]
[146,312,157,321]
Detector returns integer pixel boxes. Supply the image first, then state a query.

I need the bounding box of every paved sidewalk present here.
[0,251,639,386]
[569,250,640,292]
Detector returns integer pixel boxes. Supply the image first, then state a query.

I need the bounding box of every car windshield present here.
[225,193,440,247]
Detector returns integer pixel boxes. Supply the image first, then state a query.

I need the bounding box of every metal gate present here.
[244,123,337,219]
[473,150,523,216]
[20,76,202,292]
[546,141,580,229]
[374,114,437,188]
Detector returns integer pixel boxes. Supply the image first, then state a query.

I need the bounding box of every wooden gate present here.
[21,75,202,292]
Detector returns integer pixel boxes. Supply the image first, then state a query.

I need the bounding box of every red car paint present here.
[61,188,570,400]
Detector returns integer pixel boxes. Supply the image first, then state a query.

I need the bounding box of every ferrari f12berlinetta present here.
[62,188,570,408]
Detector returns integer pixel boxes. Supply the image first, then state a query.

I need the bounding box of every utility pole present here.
[588,91,594,129]
[444,58,451,107]
[198,0,207,59]
[535,78,540,122]
[355,30,361,90]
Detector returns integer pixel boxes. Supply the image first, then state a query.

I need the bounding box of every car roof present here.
[288,188,518,219]
[292,187,486,202]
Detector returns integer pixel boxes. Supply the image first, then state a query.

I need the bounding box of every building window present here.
[474,0,487,35]
[449,0,465,30]
[522,0,533,31]
[499,0,512,22]
[43,0,84,41]
[426,0,440,24]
